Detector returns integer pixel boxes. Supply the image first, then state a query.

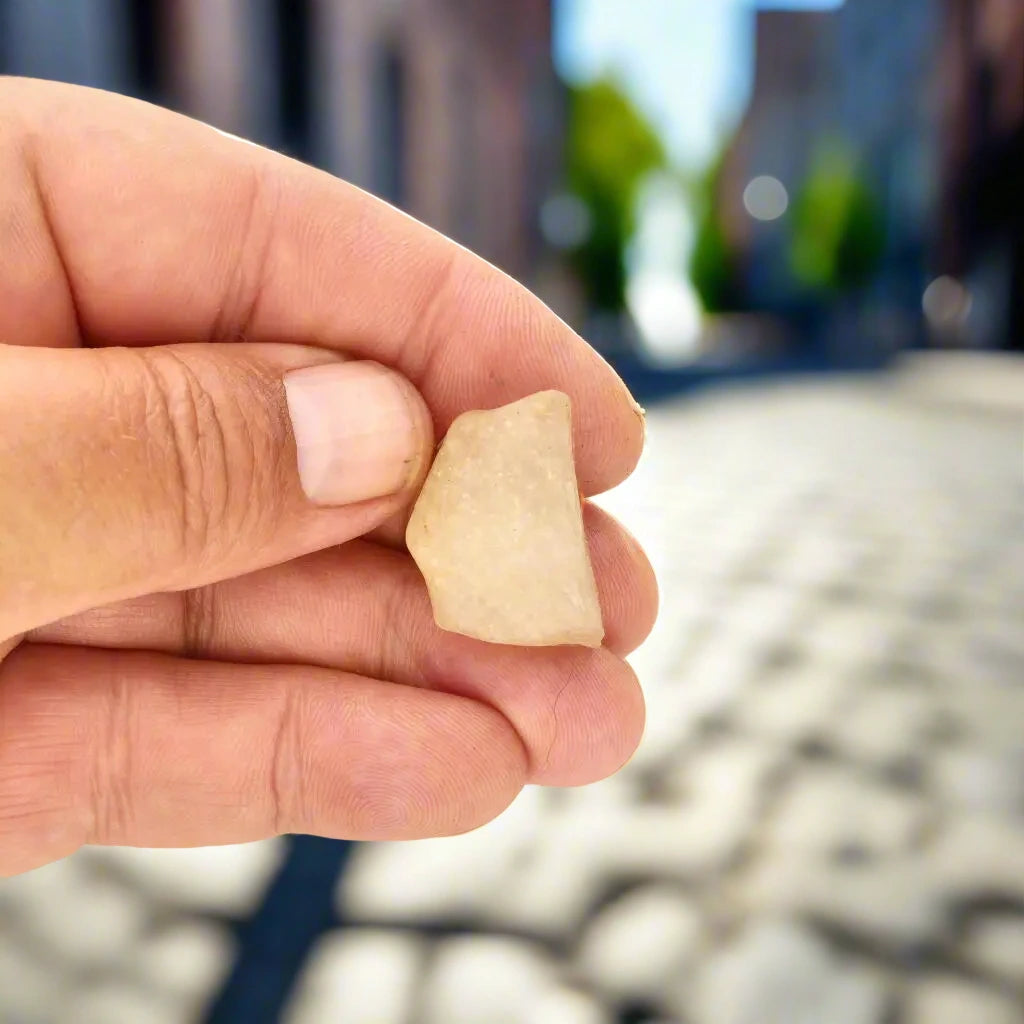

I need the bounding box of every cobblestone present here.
[763,766,926,857]
[576,885,702,1000]
[0,927,67,1022]
[525,986,612,1024]
[823,687,941,769]
[127,920,235,1013]
[339,785,544,924]
[81,840,285,917]
[927,815,1024,905]
[283,929,424,1024]
[685,918,889,1024]
[903,975,1023,1024]
[732,660,851,747]
[419,937,558,1024]
[735,852,947,954]
[5,858,148,971]
[930,745,1024,819]
[963,914,1024,987]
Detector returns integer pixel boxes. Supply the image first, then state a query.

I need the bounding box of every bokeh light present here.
[742,175,789,222]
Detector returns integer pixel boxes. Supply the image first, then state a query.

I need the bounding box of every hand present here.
[0,78,657,876]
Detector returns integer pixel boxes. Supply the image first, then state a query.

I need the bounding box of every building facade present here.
[715,10,840,308]
[714,0,944,355]
[0,0,563,287]
[937,0,1024,349]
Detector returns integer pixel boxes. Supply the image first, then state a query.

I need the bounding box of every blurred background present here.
[1,1,1022,1022]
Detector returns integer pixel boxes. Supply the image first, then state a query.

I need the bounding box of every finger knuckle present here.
[268,685,306,834]
[130,350,284,569]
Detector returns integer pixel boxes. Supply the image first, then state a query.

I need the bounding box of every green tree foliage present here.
[565,78,667,311]
[688,151,745,314]
[789,142,886,294]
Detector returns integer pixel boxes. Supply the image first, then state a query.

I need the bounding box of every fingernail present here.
[284,361,424,506]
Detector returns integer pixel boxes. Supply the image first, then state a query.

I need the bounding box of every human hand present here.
[0,78,657,876]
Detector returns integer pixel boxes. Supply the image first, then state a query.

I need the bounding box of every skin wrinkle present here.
[543,656,584,778]
[25,514,653,785]
[23,136,84,347]
[162,350,229,574]
[0,648,84,870]
[268,681,300,836]
[397,241,462,398]
[90,668,136,845]
[133,350,198,574]
[208,161,282,347]
[417,635,541,780]
[181,583,217,661]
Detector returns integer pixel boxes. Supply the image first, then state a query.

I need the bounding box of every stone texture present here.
[963,914,1024,986]
[737,854,945,953]
[935,680,1024,748]
[283,929,424,1024]
[733,661,850,747]
[525,987,612,1024]
[903,975,1021,1024]
[420,937,557,1024]
[71,981,188,1024]
[6,859,147,970]
[406,390,603,647]
[927,815,1024,905]
[799,605,898,664]
[824,687,941,767]
[763,766,926,857]
[930,745,1024,819]
[0,928,68,1022]
[127,921,235,1012]
[338,786,544,922]
[576,885,702,1000]
[609,801,753,880]
[686,918,889,1024]
[482,792,624,938]
[635,640,764,760]
[659,735,783,807]
[82,840,285,917]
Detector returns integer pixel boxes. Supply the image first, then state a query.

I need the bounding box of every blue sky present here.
[554,0,845,170]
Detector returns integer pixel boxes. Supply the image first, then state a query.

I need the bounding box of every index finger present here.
[2,77,644,495]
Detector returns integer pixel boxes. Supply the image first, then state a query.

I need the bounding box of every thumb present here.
[0,342,433,637]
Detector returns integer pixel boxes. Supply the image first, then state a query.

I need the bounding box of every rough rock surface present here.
[406,390,603,647]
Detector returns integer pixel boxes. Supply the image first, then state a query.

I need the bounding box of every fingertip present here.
[573,355,647,496]
[586,503,660,657]
[283,360,435,507]
[528,648,646,788]
[314,687,528,840]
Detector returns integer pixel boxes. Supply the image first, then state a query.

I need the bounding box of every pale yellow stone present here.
[406,391,604,647]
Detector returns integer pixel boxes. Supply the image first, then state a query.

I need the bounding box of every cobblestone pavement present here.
[2,358,1022,1024]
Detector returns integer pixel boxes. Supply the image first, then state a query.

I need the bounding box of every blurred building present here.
[0,0,563,286]
[715,0,944,357]
[715,10,839,306]
[936,0,1024,350]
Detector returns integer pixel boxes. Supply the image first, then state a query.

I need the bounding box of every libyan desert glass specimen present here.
[406,390,604,647]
